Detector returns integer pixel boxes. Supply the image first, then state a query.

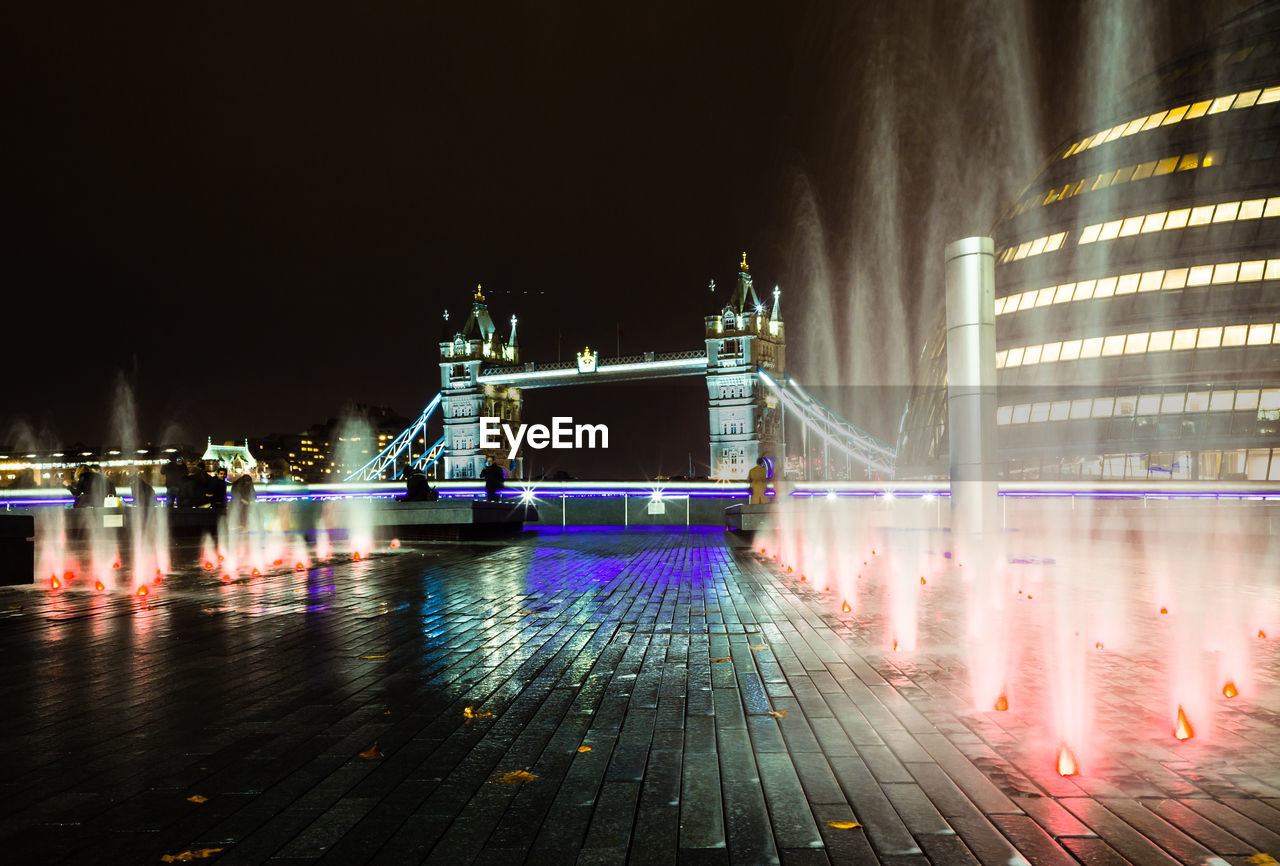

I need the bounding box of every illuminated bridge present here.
[349,256,895,482]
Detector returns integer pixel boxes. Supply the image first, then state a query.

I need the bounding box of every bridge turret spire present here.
[727,251,761,313]
[771,285,783,324]
[508,314,518,350]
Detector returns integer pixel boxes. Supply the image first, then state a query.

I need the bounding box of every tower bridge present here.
[349,255,895,482]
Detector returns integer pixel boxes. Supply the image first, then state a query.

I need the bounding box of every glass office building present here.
[899,3,1280,480]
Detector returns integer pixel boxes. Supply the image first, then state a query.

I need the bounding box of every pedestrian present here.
[131,473,155,509]
[231,472,256,506]
[480,457,505,502]
[68,465,107,508]
[179,462,209,508]
[161,456,187,509]
[747,457,769,505]
[207,467,229,510]
[398,470,438,502]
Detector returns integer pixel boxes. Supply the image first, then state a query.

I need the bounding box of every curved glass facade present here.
[898,5,1280,480]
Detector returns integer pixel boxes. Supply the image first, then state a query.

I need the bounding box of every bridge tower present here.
[438,286,523,479]
[704,254,786,479]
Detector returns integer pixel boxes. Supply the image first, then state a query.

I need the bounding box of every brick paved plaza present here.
[1,526,1278,864]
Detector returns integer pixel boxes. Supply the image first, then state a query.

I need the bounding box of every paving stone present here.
[2,526,1278,864]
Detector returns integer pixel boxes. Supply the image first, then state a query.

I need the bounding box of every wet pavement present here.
[0,526,1277,864]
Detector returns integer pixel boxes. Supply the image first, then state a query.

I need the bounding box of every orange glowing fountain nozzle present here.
[1223,681,1238,699]
[1057,745,1078,776]
[1174,705,1195,740]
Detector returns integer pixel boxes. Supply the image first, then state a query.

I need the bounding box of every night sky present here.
[5,2,1248,475]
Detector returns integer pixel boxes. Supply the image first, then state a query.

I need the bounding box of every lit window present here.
[1030,403,1051,422]
[1123,333,1147,354]
[996,406,1013,425]
[994,297,1009,315]
[1053,284,1075,304]
[1232,89,1261,108]
[1073,280,1096,301]
[1012,404,1031,424]
[1239,261,1265,281]
[995,350,1008,368]
[1189,206,1215,226]
[1154,156,1180,175]
[1185,100,1211,119]
[1115,397,1137,416]
[1116,273,1141,294]
[1091,397,1114,418]
[1187,265,1214,287]
[1023,345,1043,365]
[1197,327,1222,348]
[1119,216,1144,236]
[1141,213,1167,232]
[1050,401,1070,420]
[1121,118,1145,136]
[1222,325,1248,346]
[1035,288,1055,307]
[1006,347,1024,367]
[1213,202,1240,222]
[1137,395,1161,415]
[1080,338,1104,359]
[1161,394,1186,414]
[1209,391,1235,411]
[1162,105,1190,123]
[1236,390,1260,411]
[1103,124,1125,143]
[1070,399,1092,419]
[1266,198,1280,218]
[1141,112,1166,131]
[1208,95,1234,114]
[1162,269,1188,289]
[1059,340,1082,361]
[1239,199,1265,219]
[1018,292,1037,311]
[1147,331,1173,352]
[1045,232,1067,251]
[1212,263,1240,284]
[1028,236,1048,256]
[1177,153,1200,171]
[1138,271,1164,292]
[1098,221,1123,241]
[1164,209,1190,229]
[1079,224,1102,244]
[1259,87,1280,105]
[1248,324,1274,345]
[1041,342,1062,363]
[1131,161,1157,180]
[1260,389,1280,411]
[1103,335,1126,356]
[1172,329,1198,350]
[1185,392,1209,412]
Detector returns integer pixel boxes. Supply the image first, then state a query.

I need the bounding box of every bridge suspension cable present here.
[345,394,444,481]
[756,368,897,478]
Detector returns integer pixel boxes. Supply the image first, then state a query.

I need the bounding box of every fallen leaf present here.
[493,770,538,784]
[1248,856,1279,866]
[160,849,225,862]
[577,746,592,753]
[185,794,208,804]
[358,743,383,760]
[825,821,862,830]
[463,706,494,719]
[710,657,731,662]
[360,654,387,659]
[749,645,768,651]
[767,709,787,718]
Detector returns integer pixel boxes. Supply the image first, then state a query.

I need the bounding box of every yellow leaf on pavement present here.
[358,743,383,760]
[577,746,592,753]
[825,821,862,830]
[711,657,731,662]
[493,770,538,784]
[185,794,208,804]
[463,706,494,719]
[767,709,787,718]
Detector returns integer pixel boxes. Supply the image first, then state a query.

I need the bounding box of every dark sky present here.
[4,1,1250,472]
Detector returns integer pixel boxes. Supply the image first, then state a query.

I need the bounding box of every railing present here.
[757,369,898,478]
